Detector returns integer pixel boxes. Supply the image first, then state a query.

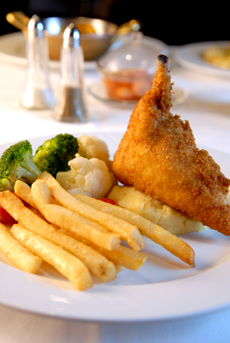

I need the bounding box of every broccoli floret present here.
[33,133,79,177]
[0,140,42,192]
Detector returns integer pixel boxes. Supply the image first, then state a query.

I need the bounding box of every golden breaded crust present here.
[113,55,230,235]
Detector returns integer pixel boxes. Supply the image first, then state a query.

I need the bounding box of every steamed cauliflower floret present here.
[56,156,112,199]
[77,135,110,168]
[77,134,117,188]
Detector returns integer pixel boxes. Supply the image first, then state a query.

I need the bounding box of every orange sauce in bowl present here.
[102,68,153,101]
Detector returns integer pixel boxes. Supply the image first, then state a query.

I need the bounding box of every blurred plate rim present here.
[0,31,96,70]
[174,41,230,78]
[0,31,169,70]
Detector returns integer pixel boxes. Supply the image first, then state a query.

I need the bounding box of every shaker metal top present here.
[63,23,80,49]
[28,14,44,38]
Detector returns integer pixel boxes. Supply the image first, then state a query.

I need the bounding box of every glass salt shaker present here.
[52,23,88,122]
[21,14,56,110]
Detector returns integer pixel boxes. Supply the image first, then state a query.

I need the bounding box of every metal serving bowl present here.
[42,17,119,61]
[6,12,141,61]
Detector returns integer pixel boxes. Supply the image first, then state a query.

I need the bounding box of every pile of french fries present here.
[0,171,195,291]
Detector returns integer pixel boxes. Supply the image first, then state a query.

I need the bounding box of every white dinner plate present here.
[0,32,96,70]
[0,131,230,322]
[174,41,230,78]
[0,32,169,71]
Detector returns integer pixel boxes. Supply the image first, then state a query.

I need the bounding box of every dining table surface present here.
[0,33,230,343]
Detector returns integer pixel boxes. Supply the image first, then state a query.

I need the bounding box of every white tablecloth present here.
[0,45,230,343]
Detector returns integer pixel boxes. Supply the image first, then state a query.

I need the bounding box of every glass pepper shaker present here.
[21,14,56,110]
[52,23,88,122]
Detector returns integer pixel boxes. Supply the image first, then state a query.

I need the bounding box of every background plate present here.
[0,32,95,70]
[0,132,230,322]
[174,41,230,78]
[0,32,168,71]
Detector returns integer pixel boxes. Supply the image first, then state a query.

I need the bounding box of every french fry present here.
[10,224,93,290]
[60,228,147,271]
[0,222,42,273]
[15,180,57,208]
[15,180,37,208]
[26,225,117,283]
[38,172,145,251]
[0,190,117,282]
[115,264,124,273]
[74,193,195,267]
[31,180,120,251]
[15,180,109,233]
[98,244,147,271]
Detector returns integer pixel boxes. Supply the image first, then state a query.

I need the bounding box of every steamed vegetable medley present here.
[0,134,116,199]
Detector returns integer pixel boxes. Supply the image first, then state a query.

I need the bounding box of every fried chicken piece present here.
[113,54,230,235]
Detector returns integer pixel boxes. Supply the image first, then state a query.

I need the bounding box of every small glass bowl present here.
[97,32,160,102]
